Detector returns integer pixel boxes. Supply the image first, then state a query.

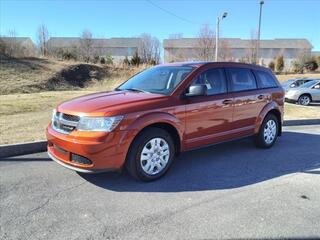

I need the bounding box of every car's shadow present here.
[79,131,320,192]
[286,102,320,107]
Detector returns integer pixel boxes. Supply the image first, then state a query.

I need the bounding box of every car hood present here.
[57,90,169,116]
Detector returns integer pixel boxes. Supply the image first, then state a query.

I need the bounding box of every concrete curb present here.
[0,141,47,158]
[0,119,319,158]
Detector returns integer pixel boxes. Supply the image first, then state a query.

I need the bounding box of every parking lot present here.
[1,125,320,239]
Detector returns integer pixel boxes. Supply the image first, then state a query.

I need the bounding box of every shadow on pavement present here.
[80,131,320,192]
[284,119,320,126]
[0,157,50,161]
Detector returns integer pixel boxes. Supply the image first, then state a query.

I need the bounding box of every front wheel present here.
[255,114,279,148]
[125,127,175,181]
[298,94,311,106]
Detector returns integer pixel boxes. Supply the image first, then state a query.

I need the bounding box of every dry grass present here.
[0,58,72,94]
[0,91,94,144]
[85,64,148,91]
[276,73,320,82]
[284,103,320,120]
[0,57,148,94]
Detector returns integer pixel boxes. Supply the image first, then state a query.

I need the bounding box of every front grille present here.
[71,153,92,165]
[52,111,79,134]
[62,113,80,122]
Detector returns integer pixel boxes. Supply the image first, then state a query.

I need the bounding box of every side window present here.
[296,80,304,87]
[173,70,192,88]
[255,70,278,88]
[191,68,227,95]
[227,68,257,92]
[313,83,320,89]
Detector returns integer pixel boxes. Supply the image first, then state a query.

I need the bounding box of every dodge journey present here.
[47,62,284,181]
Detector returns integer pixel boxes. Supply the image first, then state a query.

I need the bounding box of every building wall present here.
[94,47,137,57]
[164,47,311,69]
[49,46,138,63]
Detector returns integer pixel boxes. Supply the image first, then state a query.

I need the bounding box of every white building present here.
[163,38,313,68]
[47,37,141,63]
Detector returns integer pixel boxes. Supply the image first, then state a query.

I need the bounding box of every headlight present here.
[77,116,123,132]
[285,90,296,97]
[52,109,57,122]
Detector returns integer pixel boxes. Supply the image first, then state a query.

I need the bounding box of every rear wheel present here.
[125,127,175,181]
[255,114,279,148]
[298,94,311,106]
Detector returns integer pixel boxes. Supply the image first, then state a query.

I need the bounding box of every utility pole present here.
[215,12,228,62]
[257,0,264,64]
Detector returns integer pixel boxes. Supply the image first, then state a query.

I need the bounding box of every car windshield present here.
[116,66,195,95]
[282,79,296,87]
[299,80,319,88]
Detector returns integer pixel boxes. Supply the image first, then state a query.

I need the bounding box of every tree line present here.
[1,24,319,72]
[0,24,161,66]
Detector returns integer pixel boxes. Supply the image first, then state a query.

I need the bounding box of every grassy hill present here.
[0,57,145,95]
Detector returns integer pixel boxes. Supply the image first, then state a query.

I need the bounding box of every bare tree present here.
[37,24,49,56]
[138,33,161,64]
[219,39,232,61]
[248,29,258,64]
[80,30,93,62]
[3,29,20,57]
[291,48,310,72]
[197,24,215,61]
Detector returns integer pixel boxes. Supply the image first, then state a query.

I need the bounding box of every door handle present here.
[257,94,265,100]
[222,99,233,105]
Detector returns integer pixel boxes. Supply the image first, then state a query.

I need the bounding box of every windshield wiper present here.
[122,88,150,93]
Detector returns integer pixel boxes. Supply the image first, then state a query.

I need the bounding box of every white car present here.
[285,80,320,105]
[281,78,315,92]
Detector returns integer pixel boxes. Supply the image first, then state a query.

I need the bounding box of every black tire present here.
[125,127,175,181]
[255,114,279,148]
[298,94,311,106]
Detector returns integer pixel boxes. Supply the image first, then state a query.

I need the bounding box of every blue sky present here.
[1,0,319,50]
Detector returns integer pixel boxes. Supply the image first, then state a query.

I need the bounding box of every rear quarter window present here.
[227,68,257,92]
[255,70,278,88]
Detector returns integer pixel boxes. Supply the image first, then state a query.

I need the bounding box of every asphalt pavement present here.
[1,125,320,240]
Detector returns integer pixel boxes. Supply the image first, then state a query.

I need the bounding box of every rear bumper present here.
[46,125,134,172]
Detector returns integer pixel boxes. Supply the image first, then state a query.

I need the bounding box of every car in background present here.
[282,78,315,92]
[285,80,320,105]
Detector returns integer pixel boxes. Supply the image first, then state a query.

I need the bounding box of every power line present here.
[146,0,201,25]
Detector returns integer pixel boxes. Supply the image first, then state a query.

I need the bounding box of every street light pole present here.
[215,17,219,62]
[257,0,264,64]
[215,12,228,62]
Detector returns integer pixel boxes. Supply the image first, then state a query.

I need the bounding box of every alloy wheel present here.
[263,119,277,145]
[299,96,310,105]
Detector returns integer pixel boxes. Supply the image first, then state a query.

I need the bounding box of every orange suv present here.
[47,62,284,181]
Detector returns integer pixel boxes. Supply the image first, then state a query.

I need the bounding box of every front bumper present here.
[285,98,297,103]
[47,151,116,173]
[46,125,134,172]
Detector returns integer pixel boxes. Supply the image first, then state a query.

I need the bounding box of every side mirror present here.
[314,85,320,89]
[185,84,207,97]
[290,83,296,88]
